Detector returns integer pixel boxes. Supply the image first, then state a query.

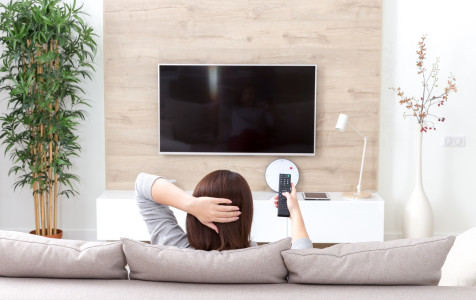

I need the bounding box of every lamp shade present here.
[336,114,348,131]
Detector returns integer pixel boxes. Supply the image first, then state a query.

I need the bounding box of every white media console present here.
[97,191,384,243]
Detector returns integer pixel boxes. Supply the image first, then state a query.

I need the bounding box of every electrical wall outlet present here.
[442,135,466,147]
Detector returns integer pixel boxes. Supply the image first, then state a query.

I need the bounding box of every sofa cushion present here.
[2,278,476,300]
[0,230,127,279]
[122,237,291,283]
[282,236,455,285]
[439,227,476,286]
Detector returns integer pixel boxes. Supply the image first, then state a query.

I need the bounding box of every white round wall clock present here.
[265,159,300,192]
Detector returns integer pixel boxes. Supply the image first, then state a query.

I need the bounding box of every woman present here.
[135,170,312,250]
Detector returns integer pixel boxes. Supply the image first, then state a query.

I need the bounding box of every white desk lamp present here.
[336,114,371,199]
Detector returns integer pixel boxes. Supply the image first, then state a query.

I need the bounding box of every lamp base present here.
[343,191,372,199]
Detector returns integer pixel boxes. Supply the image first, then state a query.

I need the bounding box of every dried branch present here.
[390,35,457,132]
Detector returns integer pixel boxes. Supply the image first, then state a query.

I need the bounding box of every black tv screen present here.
[158,64,316,155]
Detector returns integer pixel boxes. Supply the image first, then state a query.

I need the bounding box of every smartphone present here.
[302,192,330,200]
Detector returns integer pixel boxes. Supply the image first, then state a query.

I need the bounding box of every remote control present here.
[277,174,291,217]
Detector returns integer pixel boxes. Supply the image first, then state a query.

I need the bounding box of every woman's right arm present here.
[135,173,241,235]
[274,184,313,249]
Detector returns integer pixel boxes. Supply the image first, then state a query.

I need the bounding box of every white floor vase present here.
[403,126,434,238]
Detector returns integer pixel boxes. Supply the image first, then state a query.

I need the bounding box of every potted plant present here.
[0,0,97,237]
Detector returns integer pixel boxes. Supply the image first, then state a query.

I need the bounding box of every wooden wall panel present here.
[104,0,382,191]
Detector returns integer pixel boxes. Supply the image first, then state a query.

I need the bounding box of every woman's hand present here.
[273,183,299,217]
[273,183,309,242]
[188,197,241,234]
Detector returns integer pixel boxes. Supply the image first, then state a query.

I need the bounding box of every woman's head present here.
[186,170,253,251]
[240,86,256,107]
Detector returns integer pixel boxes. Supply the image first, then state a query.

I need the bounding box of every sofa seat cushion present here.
[1,278,476,300]
[282,236,455,285]
[0,230,127,279]
[122,237,291,283]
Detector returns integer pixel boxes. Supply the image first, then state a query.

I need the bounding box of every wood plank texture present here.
[104,0,382,191]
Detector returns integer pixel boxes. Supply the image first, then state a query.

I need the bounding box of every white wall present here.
[380,0,476,238]
[0,0,104,240]
[2,0,474,240]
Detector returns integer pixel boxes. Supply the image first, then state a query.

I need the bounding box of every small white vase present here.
[403,126,434,238]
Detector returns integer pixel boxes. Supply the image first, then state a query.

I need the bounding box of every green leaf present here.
[0,0,97,200]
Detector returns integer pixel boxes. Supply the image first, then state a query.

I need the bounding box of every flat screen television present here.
[158,64,317,156]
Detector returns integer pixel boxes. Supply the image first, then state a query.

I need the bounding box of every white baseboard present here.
[2,228,456,242]
[1,228,97,241]
[62,229,98,241]
[384,232,458,241]
[384,233,403,241]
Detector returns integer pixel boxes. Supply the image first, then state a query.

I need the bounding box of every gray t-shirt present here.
[135,172,313,249]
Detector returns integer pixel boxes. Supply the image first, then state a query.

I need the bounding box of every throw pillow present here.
[282,235,455,285]
[122,237,291,283]
[0,230,127,279]
[439,227,476,286]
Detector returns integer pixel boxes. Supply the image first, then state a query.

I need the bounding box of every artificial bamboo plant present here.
[0,0,97,236]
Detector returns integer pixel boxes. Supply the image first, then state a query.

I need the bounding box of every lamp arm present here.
[347,122,366,139]
[357,136,368,194]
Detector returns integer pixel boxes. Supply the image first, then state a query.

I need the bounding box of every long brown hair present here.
[186,170,253,251]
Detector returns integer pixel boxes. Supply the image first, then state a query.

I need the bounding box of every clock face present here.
[265,159,300,192]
